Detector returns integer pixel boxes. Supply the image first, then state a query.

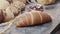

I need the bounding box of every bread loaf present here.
[16,11,52,27]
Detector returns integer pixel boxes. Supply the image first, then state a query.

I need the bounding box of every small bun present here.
[3,7,14,22]
[10,5,20,16]
[0,0,10,9]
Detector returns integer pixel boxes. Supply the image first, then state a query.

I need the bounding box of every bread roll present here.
[16,11,52,27]
[9,6,20,16]
[11,1,25,11]
[3,7,14,22]
[0,0,10,9]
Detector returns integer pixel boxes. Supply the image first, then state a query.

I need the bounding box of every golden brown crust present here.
[25,12,32,25]
[29,12,34,25]
[40,12,52,23]
[24,13,30,25]
[31,11,41,24]
[37,11,42,23]
[16,11,52,27]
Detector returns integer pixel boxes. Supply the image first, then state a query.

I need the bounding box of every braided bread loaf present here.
[16,11,52,27]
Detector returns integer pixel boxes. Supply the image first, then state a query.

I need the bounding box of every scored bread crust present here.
[16,11,52,27]
[40,12,52,23]
[31,11,41,24]
[29,12,34,25]
[25,12,32,25]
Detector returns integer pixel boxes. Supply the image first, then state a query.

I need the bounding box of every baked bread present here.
[11,1,25,11]
[0,0,10,9]
[0,0,25,22]
[16,11,52,27]
[0,7,14,22]
[37,0,55,5]
[3,7,14,22]
[9,6,20,16]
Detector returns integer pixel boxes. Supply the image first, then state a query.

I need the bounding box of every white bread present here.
[0,0,10,9]
[3,7,14,22]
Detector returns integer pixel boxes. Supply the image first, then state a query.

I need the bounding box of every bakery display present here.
[16,11,52,27]
[37,0,56,5]
[0,0,56,34]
